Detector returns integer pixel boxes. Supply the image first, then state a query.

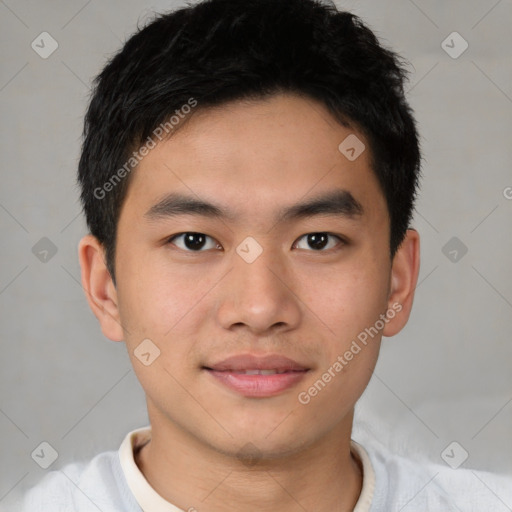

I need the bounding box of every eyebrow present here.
[144,189,364,224]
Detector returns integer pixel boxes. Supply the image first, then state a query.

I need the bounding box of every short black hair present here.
[78,0,421,281]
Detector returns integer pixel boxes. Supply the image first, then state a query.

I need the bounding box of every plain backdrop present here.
[1,0,511,506]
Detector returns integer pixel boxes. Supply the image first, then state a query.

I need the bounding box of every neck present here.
[135,406,363,512]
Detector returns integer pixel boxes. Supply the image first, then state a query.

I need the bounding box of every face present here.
[80,93,419,459]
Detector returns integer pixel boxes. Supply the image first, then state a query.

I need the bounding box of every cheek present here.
[298,259,389,340]
[116,266,205,391]
[121,282,200,342]
[294,264,387,417]
[116,246,203,334]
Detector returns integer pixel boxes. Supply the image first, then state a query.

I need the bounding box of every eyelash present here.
[165,232,347,253]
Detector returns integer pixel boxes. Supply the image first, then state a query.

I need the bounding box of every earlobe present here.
[383,229,420,337]
[78,235,125,342]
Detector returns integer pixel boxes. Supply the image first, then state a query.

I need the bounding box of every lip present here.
[203,353,310,398]
[205,353,309,372]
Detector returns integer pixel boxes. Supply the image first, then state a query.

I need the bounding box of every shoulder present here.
[359,440,512,511]
[20,449,141,512]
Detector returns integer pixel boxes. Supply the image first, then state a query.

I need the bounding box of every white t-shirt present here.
[18,425,512,511]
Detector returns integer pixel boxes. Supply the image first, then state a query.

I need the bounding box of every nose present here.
[215,242,302,336]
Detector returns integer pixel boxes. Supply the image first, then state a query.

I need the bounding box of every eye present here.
[293,232,345,251]
[167,232,221,252]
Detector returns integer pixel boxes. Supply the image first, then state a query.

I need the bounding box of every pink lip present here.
[206,353,309,372]
[204,353,310,398]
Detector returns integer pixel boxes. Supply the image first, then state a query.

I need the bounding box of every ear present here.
[78,234,124,342]
[382,229,420,337]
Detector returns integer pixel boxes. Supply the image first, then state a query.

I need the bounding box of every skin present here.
[79,93,420,511]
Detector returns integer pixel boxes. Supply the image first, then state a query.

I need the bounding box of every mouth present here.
[203,353,310,397]
[209,368,305,375]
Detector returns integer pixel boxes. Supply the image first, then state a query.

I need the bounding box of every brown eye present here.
[294,233,344,251]
[167,232,220,251]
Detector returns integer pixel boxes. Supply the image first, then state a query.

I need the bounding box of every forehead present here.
[121,93,387,226]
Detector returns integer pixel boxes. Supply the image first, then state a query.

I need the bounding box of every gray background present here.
[1,0,511,507]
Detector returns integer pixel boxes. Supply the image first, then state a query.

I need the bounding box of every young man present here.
[20,0,512,510]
